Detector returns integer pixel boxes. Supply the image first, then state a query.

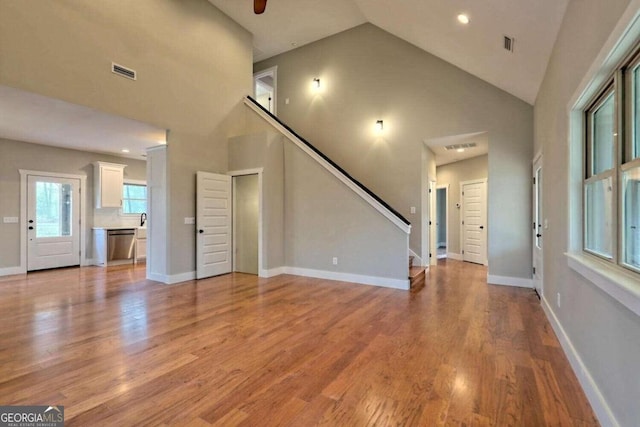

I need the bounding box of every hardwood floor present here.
[0,260,598,426]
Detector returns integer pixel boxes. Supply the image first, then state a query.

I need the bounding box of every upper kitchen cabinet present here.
[93,162,126,208]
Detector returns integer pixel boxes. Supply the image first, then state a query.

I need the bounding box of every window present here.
[584,46,640,273]
[122,183,147,215]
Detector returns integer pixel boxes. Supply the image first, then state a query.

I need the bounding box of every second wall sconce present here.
[376,120,384,131]
[313,78,321,89]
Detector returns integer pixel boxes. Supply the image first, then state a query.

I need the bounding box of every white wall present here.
[534,0,640,425]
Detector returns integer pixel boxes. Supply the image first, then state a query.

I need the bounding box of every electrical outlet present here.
[285,98,290,104]
[410,206,416,214]
[557,292,561,308]
[332,257,338,265]
[3,217,18,223]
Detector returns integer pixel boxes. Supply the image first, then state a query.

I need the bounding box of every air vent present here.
[111,62,136,80]
[444,142,477,151]
[503,36,515,53]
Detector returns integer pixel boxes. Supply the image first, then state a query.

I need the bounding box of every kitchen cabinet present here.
[93,162,126,208]
[136,228,147,262]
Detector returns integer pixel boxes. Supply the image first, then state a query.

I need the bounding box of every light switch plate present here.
[3,217,18,224]
[184,217,195,225]
[410,207,416,214]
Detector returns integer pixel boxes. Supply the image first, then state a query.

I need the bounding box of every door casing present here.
[19,170,87,274]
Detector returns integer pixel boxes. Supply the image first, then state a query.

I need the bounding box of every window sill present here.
[566,252,640,316]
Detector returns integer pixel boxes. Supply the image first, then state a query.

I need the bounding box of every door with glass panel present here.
[27,175,80,271]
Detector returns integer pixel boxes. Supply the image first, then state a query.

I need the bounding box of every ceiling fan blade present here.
[254,0,267,14]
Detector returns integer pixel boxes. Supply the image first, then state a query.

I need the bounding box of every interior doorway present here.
[254,66,277,115]
[233,174,259,275]
[436,186,448,259]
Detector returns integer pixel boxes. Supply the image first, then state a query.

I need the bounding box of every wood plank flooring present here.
[0,260,598,426]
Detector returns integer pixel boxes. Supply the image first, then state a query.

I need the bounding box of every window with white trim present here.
[584,45,640,273]
[122,183,147,215]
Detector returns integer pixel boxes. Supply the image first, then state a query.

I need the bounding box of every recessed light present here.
[121,149,130,153]
[291,42,297,47]
[457,14,470,24]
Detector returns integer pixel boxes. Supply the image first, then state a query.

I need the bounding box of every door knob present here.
[536,233,542,238]
[198,229,204,234]
[28,226,34,230]
[479,225,484,229]
[28,219,34,224]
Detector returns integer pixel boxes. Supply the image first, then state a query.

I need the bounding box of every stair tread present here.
[409,266,426,279]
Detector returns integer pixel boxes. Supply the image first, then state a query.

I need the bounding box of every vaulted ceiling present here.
[209,0,569,104]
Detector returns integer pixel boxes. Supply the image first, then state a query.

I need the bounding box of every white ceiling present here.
[209,0,569,104]
[0,85,166,160]
[426,131,488,167]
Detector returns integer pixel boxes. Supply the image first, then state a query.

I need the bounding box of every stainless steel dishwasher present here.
[107,229,136,263]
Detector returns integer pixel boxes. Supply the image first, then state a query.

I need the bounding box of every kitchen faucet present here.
[140,212,147,227]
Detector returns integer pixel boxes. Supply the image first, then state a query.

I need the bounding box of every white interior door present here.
[27,175,80,271]
[429,180,437,266]
[533,157,544,295]
[196,172,232,279]
[461,180,487,265]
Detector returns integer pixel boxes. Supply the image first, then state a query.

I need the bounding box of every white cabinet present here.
[93,162,126,208]
[136,228,147,262]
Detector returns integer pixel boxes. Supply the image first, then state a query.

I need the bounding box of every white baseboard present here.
[262,266,409,290]
[147,271,196,285]
[409,249,423,266]
[259,267,286,278]
[0,266,26,277]
[541,296,618,427]
[447,252,463,261]
[487,274,533,288]
[436,254,447,259]
[82,258,94,267]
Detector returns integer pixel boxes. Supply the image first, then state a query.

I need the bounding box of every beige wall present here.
[436,155,488,255]
[255,23,533,279]
[534,0,640,425]
[0,0,253,276]
[0,138,146,268]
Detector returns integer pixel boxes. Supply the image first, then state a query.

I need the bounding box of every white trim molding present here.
[566,252,640,317]
[258,266,409,290]
[147,271,196,285]
[0,267,25,277]
[409,249,423,267]
[541,296,619,427]
[244,97,411,235]
[487,274,533,288]
[18,170,87,275]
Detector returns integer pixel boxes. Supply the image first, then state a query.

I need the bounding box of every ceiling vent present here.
[444,142,477,151]
[111,62,136,80]
[503,36,515,53]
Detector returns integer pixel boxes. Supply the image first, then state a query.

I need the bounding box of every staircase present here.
[409,256,426,288]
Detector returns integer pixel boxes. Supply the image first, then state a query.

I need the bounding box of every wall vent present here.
[444,142,477,151]
[503,36,515,53]
[111,62,137,80]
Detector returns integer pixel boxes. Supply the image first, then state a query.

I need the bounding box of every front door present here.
[461,180,487,265]
[196,171,232,279]
[533,156,544,295]
[27,175,80,271]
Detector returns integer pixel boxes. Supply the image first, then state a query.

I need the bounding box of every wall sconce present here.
[313,78,320,89]
[376,120,384,132]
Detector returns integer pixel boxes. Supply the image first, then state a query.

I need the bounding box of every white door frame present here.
[436,184,449,259]
[19,170,88,274]
[253,66,277,115]
[429,180,437,266]
[460,178,488,266]
[532,152,544,295]
[228,168,264,276]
